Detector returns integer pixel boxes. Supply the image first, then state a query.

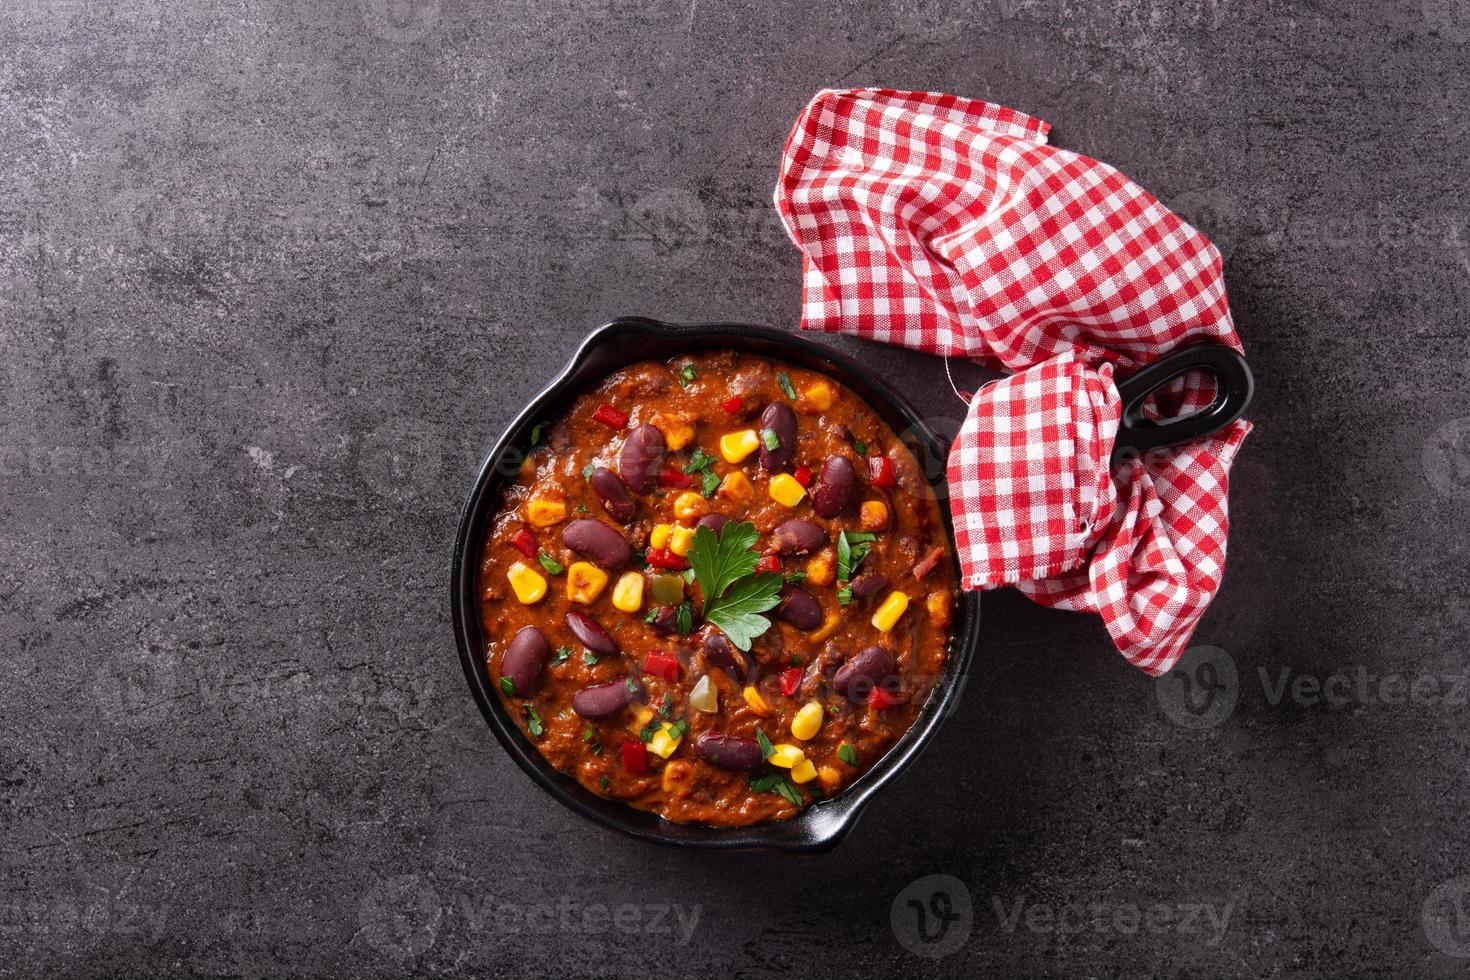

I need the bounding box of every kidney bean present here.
[619,423,666,493]
[571,676,640,718]
[771,519,826,555]
[588,467,635,523]
[701,630,750,681]
[647,605,678,635]
[833,645,895,702]
[565,611,618,657]
[695,512,732,535]
[811,455,855,518]
[775,584,823,630]
[561,519,631,569]
[501,625,549,696]
[693,731,763,772]
[758,401,797,472]
[848,573,889,601]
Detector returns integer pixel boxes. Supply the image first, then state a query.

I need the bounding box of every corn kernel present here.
[860,499,890,531]
[668,525,697,557]
[791,701,824,741]
[926,591,953,628]
[506,561,548,604]
[768,743,805,769]
[801,381,835,411]
[817,764,842,793]
[647,721,684,759]
[566,561,609,604]
[742,685,773,717]
[719,470,754,504]
[768,473,807,507]
[790,759,818,784]
[719,429,760,463]
[631,704,655,731]
[809,609,843,643]
[673,491,709,521]
[611,571,644,613]
[525,497,566,527]
[871,590,910,632]
[806,550,835,587]
[662,759,695,795]
[649,523,673,549]
[651,413,696,451]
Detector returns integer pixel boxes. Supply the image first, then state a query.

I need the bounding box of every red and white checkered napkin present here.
[774,88,1252,675]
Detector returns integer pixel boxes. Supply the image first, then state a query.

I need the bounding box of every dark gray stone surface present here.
[2,0,1468,976]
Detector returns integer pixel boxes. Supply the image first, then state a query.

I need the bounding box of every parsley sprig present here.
[687,521,783,651]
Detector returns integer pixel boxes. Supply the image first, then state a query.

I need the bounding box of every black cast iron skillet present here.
[450,316,1252,852]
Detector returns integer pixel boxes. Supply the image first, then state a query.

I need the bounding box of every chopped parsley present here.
[853,438,868,455]
[599,776,610,791]
[529,421,552,447]
[683,447,722,498]
[552,646,572,666]
[755,729,775,759]
[836,530,877,582]
[582,650,598,667]
[582,726,595,742]
[784,570,807,585]
[774,779,803,806]
[836,585,854,606]
[750,771,803,806]
[499,677,516,697]
[674,601,694,635]
[537,552,564,576]
[760,428,781,451]
[686,521,783,651]
[777,372,797,400]
[581,462,596,480]
[837,743,858,765]
[679,364,698,387]
[683,447,718,474]
[524,704,544,737]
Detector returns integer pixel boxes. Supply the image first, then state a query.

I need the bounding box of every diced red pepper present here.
[793,465,813,488]
[644,652,682,682]
[869,686,903,710]
[593,403,630,429]
[754,553,782,575]
[659,467,696,489]
[867,455,897,489]
[622,738,649,775]
[721,395,743,415]
[779,667,803,698]
[510,527,537,559]
[644,547,690,571]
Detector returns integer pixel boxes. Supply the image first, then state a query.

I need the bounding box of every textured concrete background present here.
[2,0,1469,976]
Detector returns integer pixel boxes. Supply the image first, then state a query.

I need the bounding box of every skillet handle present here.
[1111,344,1254,466]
